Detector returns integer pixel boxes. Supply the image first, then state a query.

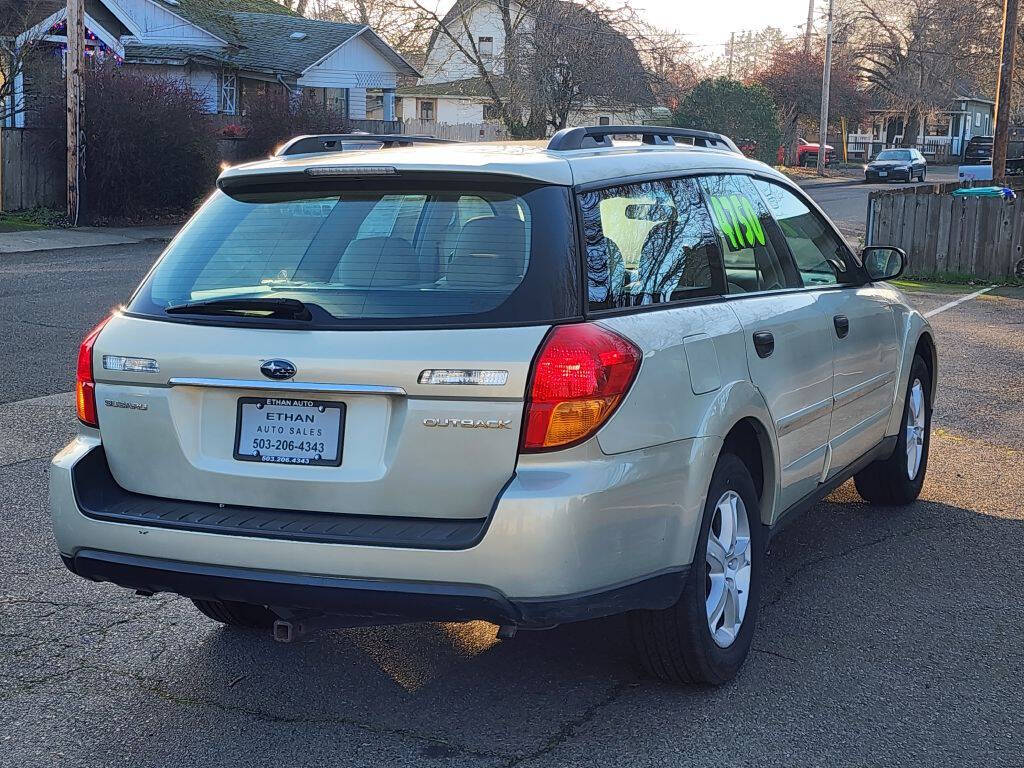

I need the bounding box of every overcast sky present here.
[632,0,816,50]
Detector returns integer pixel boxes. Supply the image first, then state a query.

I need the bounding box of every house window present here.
[926,115,951,137]
[598,116,611,126]
[365,90,384,120]
[327,87,348,117]
[418,99,436,120]
[219,71,237,115]
[478,36,493,59]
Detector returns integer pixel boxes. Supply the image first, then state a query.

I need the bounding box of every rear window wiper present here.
[164,297,313,320]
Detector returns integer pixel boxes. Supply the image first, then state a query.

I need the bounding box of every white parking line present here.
[923,286,997,318]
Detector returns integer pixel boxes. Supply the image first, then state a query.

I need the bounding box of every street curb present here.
[795,178,864,191]
[0,235,173,256]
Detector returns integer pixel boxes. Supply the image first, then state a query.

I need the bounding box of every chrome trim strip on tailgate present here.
[167,377,407,396]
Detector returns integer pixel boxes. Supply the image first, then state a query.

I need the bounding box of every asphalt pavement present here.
[799,166,961,240]
[1,233,1023,767]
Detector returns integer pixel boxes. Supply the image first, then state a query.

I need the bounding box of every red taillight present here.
[76,316,111,427]
[521,323,642,452]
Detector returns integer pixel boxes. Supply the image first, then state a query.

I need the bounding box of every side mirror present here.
[862,245,906,281]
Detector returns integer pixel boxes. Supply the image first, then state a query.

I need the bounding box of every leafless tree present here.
[528,0,655,132]
[304,0,434,55]
[850,0,999,145]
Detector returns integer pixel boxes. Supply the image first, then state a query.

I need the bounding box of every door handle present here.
[833,315,850,339]
[752,331,775,359]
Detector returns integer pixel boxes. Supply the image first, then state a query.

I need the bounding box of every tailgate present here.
[92,315,547,520]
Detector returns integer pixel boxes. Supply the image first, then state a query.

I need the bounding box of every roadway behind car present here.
[800,166,961,239]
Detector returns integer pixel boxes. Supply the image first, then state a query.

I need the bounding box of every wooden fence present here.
[867,182,1024,281]
[401,119,506,142]
[0,128,63,212]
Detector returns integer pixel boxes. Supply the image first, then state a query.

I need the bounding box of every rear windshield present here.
[127,179,579,328]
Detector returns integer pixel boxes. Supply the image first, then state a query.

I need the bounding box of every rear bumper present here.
[51,434,719,623]
[62,549,687,626]
[865,169,913,181]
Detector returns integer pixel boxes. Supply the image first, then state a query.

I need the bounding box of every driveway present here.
[2,243,1022,767]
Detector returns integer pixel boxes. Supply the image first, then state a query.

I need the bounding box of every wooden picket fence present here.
[867,181,1024,280]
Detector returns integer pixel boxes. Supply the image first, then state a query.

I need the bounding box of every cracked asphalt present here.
[2,243,1023,767]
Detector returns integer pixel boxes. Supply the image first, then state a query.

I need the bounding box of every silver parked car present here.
[51,126,936,685]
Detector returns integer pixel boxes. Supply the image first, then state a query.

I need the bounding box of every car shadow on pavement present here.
[68,478,1016,766]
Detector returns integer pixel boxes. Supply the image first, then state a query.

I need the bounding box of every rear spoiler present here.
[276,134,456,157]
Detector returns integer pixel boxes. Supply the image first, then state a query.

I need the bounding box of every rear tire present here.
[854,354,931,506]
[628,453,764,685]
[192,598,277,629]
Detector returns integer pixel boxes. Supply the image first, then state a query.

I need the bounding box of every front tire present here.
[192,598,277,629]
[854,354,931,505]
[628,453,764,685]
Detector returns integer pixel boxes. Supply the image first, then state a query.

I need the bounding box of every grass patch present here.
[892,276,990,294]
[0,207,69,233]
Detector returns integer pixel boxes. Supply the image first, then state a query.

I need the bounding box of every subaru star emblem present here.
[260,359,296,380]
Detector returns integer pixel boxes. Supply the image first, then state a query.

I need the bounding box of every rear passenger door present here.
[699,174,836,512]
[752,178,899,478]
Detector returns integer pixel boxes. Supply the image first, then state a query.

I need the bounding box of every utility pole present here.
[993,0,1019,182]
[804,0,815,54]
[67,0,84,225]
[728,31,735,79]
[816,0,834,176]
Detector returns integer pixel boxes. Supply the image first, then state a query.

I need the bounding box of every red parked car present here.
[795,138,836,167]
[776,139,837,166]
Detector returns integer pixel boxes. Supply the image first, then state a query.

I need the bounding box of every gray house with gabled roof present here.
[4,0,420,127]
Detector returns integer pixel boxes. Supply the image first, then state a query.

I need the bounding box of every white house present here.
[846,81,996,161]
[3,0,419,128]
[396,0,650,128]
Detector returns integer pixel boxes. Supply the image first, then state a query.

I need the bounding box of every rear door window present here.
[579,177,724,310]
[698,174,802,294]
[129,180,579,328]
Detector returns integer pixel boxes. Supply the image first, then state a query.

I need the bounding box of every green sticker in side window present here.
[710,194,766,251]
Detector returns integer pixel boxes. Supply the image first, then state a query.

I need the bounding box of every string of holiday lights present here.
[49,19,124,64]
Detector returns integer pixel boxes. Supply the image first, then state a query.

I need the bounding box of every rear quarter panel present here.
[594,303,780,524]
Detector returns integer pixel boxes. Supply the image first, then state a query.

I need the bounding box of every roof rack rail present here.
[276,133,455,157]
[546,125,741,154]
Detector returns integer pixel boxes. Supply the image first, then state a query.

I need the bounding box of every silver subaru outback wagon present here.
[50,126,936,685]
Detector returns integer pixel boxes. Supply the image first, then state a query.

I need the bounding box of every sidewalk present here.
[0,224,179,254]
[795,176,864,191]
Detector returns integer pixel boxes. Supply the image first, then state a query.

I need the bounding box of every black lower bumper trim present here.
[63,550,688,627]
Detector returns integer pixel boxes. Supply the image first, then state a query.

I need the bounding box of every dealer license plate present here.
[234,397,344,466]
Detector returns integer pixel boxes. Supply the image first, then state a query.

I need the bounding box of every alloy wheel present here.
[705,490,752,648]
[906,379,926,479]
